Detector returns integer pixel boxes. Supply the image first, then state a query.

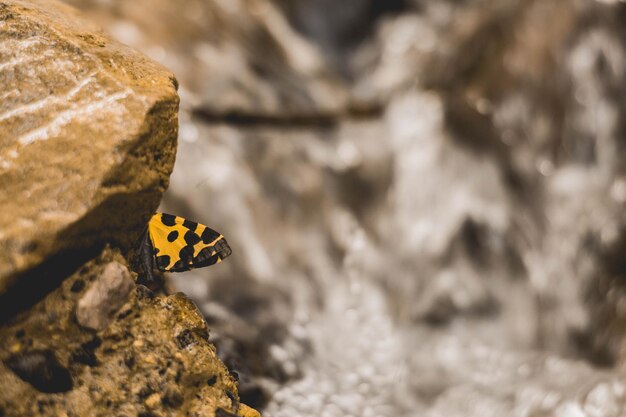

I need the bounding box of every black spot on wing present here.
[155,255,171,271]
[167,230,179,242]
[182,219,198,231]
[192,239,232,268]
[182,245,194,261]
[193,248,220,268]
[170,243,204,272]
[214,238,232,259]
[171,260,187,271]
[161,213,177,226]
[184,230,201,245]
[201,227,221,244]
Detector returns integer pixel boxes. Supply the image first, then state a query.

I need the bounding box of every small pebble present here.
[145,393,161,408]
[76,261,134,331]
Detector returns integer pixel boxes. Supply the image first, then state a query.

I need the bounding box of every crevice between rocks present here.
[0,245,102,324]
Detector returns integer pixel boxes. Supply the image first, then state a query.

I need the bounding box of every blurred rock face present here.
[63,0,349,119]
[65,0,626,416]
[358,0,626,363]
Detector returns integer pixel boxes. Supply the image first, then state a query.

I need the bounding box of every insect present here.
[139,212,232,283]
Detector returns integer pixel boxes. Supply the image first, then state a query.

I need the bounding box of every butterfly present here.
[139,212,231,283]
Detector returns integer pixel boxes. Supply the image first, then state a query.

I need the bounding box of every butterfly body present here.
[139,212,231,283]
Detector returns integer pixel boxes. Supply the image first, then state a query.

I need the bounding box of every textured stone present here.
[0,0,179,293]
[0,249,258,417]
[75,261,134,331]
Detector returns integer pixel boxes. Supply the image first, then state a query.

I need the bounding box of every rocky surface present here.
[0,1,259,416]
[0,248,257,417]
[60,0,626,416]
[0,0,178,293]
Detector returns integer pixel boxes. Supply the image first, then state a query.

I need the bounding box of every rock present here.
[0,0,179,293]
[218,406,261,417]
[366,0,626,362]
[64,0,348,119]
[144,392,161,408]
[75,261,134,331]
[0,249,259,417]
[0,1,259,416]
[273,0,407,74]
[3,349,73,393]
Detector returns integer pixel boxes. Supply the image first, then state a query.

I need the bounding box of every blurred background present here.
[62,0,626,415]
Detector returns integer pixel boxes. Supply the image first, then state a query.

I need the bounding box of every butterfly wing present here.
[148,212,232,272]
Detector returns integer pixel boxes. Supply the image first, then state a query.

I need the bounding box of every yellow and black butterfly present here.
[139,212,231,283]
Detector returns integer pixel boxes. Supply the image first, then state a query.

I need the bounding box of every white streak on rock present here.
[17,90,131,146]
[0,73,97,122]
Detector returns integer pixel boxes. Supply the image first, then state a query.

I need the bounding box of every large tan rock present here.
[0,0,179,293]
